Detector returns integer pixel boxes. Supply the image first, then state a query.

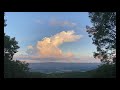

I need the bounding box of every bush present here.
[92,63,116,78]
[4,58,29,78]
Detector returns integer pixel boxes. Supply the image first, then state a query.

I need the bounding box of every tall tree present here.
[4,13,29,78]
[86,12,116,63]
[4,13,19,60]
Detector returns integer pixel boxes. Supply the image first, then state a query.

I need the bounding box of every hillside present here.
[27,70,96,78]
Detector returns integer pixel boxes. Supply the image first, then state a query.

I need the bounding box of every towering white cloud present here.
[37,30,82,58]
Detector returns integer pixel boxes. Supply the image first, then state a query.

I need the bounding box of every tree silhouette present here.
[4,13,29,78]
[86,12,116,78]
[86,12,116,63]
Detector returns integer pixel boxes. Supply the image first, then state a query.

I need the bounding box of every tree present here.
[4,34,20,60]
[86,12,116,63]
[4,13,20,60]
[92,63,116,78]
[4,13,7,27]
[4,13,29,78]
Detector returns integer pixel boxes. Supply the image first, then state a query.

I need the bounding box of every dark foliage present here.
[92,64,116,78]
[86,12,116,63]
[4,58,29,78]
[86,12,116,78]
[4,13,29,78]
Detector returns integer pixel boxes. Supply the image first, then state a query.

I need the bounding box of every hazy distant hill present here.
[29,62,101,73]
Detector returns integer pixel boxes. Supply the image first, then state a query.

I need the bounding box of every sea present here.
[28,62,101,74]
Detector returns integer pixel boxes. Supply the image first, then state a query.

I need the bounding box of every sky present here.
[4,12,100,63]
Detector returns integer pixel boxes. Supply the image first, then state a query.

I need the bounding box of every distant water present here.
[29,63,101,74]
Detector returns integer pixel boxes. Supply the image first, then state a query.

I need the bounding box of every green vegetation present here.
[92,63,116,78]
[45,71,95,78]
[24,71,95,78]
[4,13,29,78]
[86,12,116,63]
[86,12,116,78]
[4,58,29,78]
[24,63,115,78]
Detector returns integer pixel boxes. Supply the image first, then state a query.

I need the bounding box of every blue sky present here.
[4,12,100,63]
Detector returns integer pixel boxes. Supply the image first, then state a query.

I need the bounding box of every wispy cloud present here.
[27,45,33,49]
[35,18,77,28]
[49,19,77,27]
[26,45,39,56]
[35,19,45,24]
[14,55,100,63]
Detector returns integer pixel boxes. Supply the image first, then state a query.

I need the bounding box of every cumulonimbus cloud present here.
[37,30,82,58]
[22,30,82,59]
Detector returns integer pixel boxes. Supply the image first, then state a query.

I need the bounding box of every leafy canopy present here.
[4,13,29,78]
[86,12,116,63]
